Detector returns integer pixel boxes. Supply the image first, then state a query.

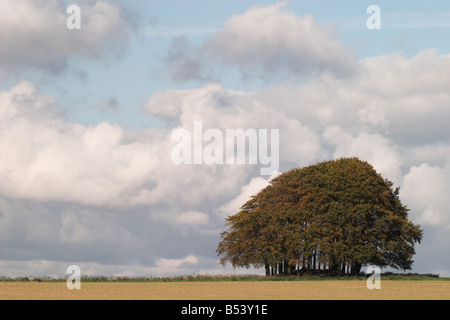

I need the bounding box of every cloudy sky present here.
[1,0,450,277]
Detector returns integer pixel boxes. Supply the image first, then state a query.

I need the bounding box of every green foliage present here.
[217,158,424,276]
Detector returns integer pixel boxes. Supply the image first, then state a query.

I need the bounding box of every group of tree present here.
[217,158,423,276]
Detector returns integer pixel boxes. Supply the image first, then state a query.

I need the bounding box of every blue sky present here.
[1,1,450,278]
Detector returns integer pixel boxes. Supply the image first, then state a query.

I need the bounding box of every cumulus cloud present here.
[144,83,248,121]
[254,50,450,142]
[0,0,133,76]
[0,82,158,207]
[145,83,323,170]
[166,2,357,82]
[155,254,198,270]
[402,163,450,228]
[399,161,450,276]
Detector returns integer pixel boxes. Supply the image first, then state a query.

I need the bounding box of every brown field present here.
[1,280,449,300]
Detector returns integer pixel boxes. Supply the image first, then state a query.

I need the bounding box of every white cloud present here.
[145,83,323,170]
[0,82,159,207]
[166,2,357,82]
[358,103,389,128]
[144,83,247,121]
[155,255,198,269]
[175,211,210,226]
[407,143,450,168]
[401,163,450,228]
[253,50,450,148]
[157,210,220,236]
[0,0,133,76]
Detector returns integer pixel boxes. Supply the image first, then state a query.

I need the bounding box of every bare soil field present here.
[1,280,449,300]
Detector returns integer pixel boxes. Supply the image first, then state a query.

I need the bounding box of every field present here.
[1,279,449,300]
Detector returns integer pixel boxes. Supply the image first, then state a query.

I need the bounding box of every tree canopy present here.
[217,158,423,276]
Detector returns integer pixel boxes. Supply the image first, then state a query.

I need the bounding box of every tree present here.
[217,158,423,276]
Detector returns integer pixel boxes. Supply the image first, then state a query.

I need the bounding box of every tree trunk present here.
[352,262,362,275]
[312,251,316,270]
[329,256,338,274]
[289,264,296,275]
[283,259,289,275]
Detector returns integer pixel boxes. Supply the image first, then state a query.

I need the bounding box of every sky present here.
[0,0,450,278]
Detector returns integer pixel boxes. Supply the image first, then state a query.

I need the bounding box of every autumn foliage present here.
[217,158,423,276]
